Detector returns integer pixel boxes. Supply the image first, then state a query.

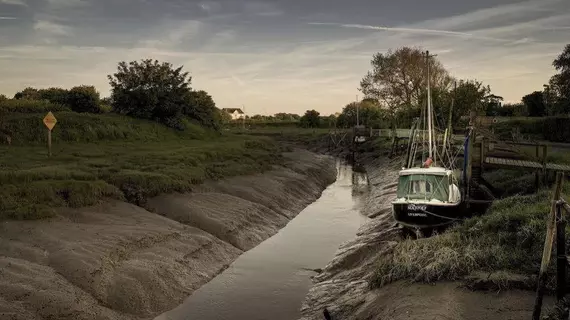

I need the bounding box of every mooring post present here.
[533,172,564,320]
[556,199,567,301]
[542,145,548,184]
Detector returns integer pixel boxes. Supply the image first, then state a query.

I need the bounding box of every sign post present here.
[43,112,57,157]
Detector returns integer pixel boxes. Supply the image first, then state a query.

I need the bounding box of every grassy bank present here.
[371,160,570,292]
[0,113,285,220]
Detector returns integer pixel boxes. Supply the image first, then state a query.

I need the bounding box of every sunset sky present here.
[1,0,569,115]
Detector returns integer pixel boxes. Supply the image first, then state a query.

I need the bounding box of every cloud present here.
[46,0,88,7]
[33,20,72,36]
[308,22,510,42]
[0,0,27,6]
[198,1,221,14]
[0,16,17,19]
[243,1,282,16]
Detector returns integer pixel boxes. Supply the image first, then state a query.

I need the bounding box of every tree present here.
[337,100,384,128]
[552,44,570,100]
[67,85,101,113]
[38,87,69,105]
[274,113,300,121]
[522,91,546,117]
[360,47,452,114]
[14,87,40,100]
[484,94,504,116]
[108,59,193,128]
[185,90,222,129]
[299,110,320,128]
[0,94,7,101]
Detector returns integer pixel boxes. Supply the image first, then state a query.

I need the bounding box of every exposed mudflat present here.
[0,149,335,320]
[156,161,369,320]
[299,154,549,320]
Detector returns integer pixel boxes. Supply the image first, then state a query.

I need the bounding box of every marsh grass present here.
[371,167,570,290]
[0,136,282,219]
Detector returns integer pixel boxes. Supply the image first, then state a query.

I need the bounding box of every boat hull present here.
[392,201,466,229]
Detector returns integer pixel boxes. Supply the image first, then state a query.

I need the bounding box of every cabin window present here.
[396,174,449,201]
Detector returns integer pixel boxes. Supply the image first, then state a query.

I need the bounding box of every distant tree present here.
[299,110,321,128]
[108,59,194,129]
[274,113,300,121]
[337,100,384,128]
[65,85,101,113]
[522,91,546,117]
[484,94,504,116]
[38,87,69,105]
[186,90,222,129]
[451,80,491,120]
[502,103,527,117]
[14,87,40,100]
[0,94,7,101]
[101,97,113,105]
[360,47,452,114]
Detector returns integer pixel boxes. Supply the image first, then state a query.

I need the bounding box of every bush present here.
[492,116,570,142]
[2,112,208,144]
[67,85,102,113]
[0,99,71,113]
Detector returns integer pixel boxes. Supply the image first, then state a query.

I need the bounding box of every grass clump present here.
[372,168,562,289]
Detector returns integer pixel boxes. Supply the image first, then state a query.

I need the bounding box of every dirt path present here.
[0,149,336,320]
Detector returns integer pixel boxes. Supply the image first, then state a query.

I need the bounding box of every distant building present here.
[222,108,245,120]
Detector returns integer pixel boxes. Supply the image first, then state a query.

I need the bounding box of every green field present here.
[0,112,286,220]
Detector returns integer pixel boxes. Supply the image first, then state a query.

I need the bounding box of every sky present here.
[0,0,569,115]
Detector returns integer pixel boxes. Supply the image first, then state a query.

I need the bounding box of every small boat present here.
[392,165,463,229]
[391,51,466,231]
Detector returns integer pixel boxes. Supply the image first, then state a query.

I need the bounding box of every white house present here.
[222,108,245,120]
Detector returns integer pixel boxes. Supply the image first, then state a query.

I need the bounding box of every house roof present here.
[222,108,244,114]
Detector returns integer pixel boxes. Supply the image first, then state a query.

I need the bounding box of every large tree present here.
[108,59,193,128]
[360,47,452,114]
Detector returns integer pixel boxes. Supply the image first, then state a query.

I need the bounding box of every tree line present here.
[296,44,570,129]
[1,59,225,131]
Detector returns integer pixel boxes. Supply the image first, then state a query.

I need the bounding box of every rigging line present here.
[420,208,464,221]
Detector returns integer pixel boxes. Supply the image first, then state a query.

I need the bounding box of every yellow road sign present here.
[43,112,57,131]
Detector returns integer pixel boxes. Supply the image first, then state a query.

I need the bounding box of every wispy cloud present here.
[0,16,17,20]
[308,22,511,42]
[243,1,282,17]
[46,0,88,7]
[0,0,26,6]
[33,20,72,36]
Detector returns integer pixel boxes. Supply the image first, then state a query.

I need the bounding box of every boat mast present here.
[426,51,433,162]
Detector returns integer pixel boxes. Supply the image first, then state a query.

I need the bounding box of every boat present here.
[391,51,465,231]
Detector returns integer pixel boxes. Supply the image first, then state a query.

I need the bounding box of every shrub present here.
[0,99,71,113]
[67,85,102,113]
[492,116,570,142]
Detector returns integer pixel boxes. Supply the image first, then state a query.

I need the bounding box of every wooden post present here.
[480,139,486,174]
[534,144,540,191]
[465,129,474,202]
[542,145,548,184]
[47,129,52,157]
[556,200,566,301]
[533,172,564,320]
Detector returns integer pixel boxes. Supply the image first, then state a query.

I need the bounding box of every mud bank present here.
[299,154,547,320]
[0,149,336,320]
